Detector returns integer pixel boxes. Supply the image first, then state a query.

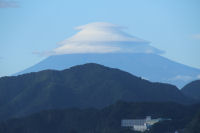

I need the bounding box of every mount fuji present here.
[15,22,200,88]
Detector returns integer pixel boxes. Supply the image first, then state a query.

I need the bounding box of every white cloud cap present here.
[49,22,163,55]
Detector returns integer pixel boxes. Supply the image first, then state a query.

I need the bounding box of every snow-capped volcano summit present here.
[70,22,146,42]
[16,22,200,88]
[52,22,163,55]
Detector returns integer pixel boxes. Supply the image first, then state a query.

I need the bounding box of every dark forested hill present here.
[184,109,200,133]
[0,63,192,121]
[0,101,199,133]
[181,80,200,101]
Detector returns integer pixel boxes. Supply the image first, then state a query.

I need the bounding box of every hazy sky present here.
[0,0,200,77]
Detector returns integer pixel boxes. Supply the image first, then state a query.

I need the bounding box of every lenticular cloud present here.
[52,22,163,55]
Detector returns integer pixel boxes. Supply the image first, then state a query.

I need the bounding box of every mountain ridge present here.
[0,63,194,121]
[14,53,200,88]
[181,80,200,101]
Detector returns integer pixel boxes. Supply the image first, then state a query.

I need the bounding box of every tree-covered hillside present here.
[0,63,191,121]
[182,80,200,101]
[0,101,199,133]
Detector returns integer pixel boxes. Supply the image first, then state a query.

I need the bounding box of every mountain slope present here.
[181,80,200,101]
[15,53,200,88]
[0,101,199,133]
[0,63,192,121]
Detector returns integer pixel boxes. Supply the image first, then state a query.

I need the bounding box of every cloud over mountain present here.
[46,22,164,55]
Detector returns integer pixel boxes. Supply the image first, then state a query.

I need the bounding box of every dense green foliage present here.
[181,80,200,101]
[0,63,191,121]
[0,101,199,133]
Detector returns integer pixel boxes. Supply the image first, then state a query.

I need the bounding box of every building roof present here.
[121,119,146,126]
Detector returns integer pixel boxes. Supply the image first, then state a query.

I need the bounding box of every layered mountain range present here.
[15,53,200,88]
[0,63,197,121]
[15,22,200,88]
[1,22,199,133]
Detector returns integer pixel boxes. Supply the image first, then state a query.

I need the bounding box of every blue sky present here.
[0,0,200,77]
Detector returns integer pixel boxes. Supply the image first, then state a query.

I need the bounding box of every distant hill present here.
[0,63,193,121]
[181,80,200,101]
[0,101,199,133]
[14,53,200,88]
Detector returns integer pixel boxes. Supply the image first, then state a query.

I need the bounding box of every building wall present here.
[121,120,135,127]
[133,125,147,132]
[121,117,163,132]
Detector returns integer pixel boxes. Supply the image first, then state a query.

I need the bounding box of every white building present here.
[121,116,162,132]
